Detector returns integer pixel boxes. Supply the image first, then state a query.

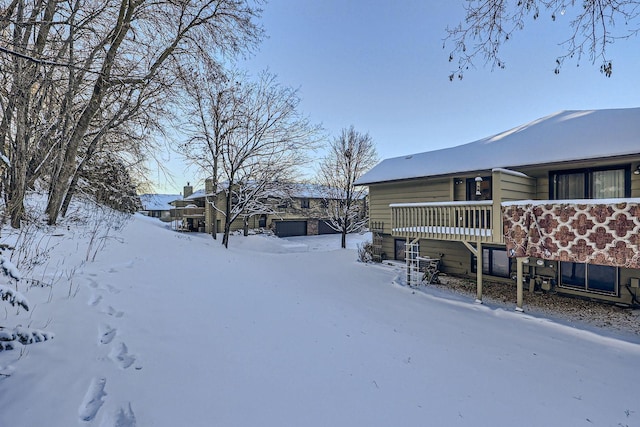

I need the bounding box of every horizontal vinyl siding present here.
[535,175,550,199]
[419,239,472,276]
[369,178,451,234]
[632,171,640,197]
[499,175,536,201]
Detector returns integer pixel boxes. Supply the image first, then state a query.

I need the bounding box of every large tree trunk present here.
[46,0,136,225]
[222,190,234,248]
[5,0,58,228]
[8,97,28,229]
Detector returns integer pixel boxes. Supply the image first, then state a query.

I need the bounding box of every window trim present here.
[549,165,631,200]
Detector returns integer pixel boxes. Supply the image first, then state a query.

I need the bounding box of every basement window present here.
[559,262,618,295]
[471,247,510,278]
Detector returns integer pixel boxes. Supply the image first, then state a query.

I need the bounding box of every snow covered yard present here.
[1,213,639,427]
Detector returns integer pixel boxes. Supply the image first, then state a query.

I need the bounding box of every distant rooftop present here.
[139,194,181,211]
[356,107,640,185]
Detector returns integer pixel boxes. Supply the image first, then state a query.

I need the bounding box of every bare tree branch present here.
[317,126,378,249]
[444,0,640,80]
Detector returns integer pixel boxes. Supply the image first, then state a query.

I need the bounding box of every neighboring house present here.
[169,183,206,231]
[356,107,640,308]
[139,193,181,221]
[264,183,367,237]
[200,180,366,237]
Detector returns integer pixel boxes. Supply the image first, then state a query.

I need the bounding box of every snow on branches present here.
[0,285,29,312]
[0,252,52,352]
[0,254,29,311]
[1,254,22,282]
[0,255,54,351]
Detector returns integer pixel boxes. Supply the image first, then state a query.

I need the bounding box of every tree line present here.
[0,0,263,228]
[1,0,380,251]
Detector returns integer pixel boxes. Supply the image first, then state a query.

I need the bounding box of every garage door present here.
[274,220,307,237]
[318,220,339,235]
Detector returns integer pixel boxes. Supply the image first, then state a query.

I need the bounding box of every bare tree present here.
[178,67,246,239]
[44,0,263,225]
[445,0,640,80]
[219,70,321,247]
[0,0,263,228]
[215,178,292,238]
[317,126,378,249]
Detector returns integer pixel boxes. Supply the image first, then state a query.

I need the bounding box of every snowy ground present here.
[1,210,639,427]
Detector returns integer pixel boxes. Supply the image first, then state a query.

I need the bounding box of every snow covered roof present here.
[208,182,365,199]
[139,194,181,211]
[288,183,333,199]
[185,189,206,200]
[356,107,640,185]
[275,183,367,199]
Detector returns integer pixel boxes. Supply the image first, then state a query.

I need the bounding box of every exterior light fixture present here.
[634,165,640,175]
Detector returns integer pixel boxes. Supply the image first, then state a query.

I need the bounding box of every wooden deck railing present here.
[170,207,205,218]
[390,201,501,243]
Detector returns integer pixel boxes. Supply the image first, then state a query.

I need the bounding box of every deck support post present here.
[516,257,525,312]
[475,241,483,303]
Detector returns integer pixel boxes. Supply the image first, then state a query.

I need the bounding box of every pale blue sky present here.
[156,0,639,193]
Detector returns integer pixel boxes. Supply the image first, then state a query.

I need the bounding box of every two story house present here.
[173,180,365,238]
[169,183,206,232]
[203,180,344,237]
[356,107,640,309]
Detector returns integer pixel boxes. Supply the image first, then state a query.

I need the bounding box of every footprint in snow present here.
[87,278,99,289]
[99,402,137,427]
[105,284,121,294]
[103,306,124,318]
[99,325,117,345]
[114,402,137,426]
[78,377,107,422]
[110,342,136,369]
[88,294,103,307]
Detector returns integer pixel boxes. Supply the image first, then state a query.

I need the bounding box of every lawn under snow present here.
[1,211,639,427]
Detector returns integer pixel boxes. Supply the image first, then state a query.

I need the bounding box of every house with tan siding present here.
[168,184,206,231]
[172,180,365,237]
[356,108,640,309]
[203,180,347,237]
